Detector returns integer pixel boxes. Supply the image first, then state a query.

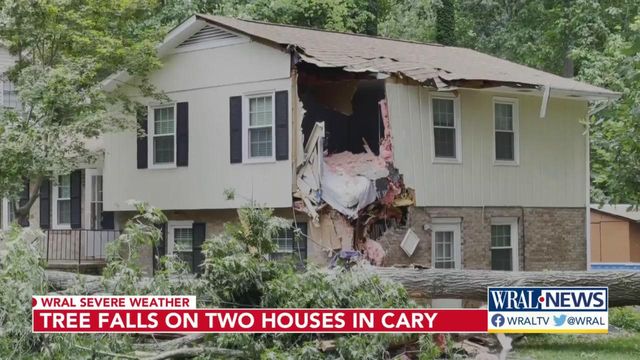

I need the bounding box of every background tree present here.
[435,0,455,45]
[0,0,163,223]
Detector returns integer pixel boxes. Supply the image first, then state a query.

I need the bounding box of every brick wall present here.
[381,207,586,271]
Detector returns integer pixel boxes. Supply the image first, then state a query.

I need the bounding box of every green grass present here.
[514,333,640,360]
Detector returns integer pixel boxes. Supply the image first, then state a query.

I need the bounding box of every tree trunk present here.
[46,268,640,306]
[371,268,640,307]
[14,176,44,225]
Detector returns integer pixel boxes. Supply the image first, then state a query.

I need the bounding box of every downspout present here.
[585,116,591,271]
[521,206,526,271]
[584,100,613,270]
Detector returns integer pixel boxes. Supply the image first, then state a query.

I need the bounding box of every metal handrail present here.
[44,229,120,265]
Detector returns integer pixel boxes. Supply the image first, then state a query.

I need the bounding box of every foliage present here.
[0,226,47,356]
[435,0,455,45]
[515,333,640,360]
[0,0,163,221]
[102,200,167,294]
[610,307,640,332]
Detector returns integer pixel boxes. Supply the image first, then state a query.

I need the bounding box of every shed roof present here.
[591,204,640,222]
[197,15,618,100]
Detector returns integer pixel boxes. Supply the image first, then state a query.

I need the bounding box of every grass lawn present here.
[513,333,640,359]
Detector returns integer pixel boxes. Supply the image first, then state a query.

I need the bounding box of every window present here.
[494,98,519,164]
[491,218,519,271]
[434,231,455,269]
[151,105,176,166]
[1,80,20,109]
[431,219,461,270]
[90,175,103,230]
[173,227,194,264]
[55,175,71,227]
[168,221,194,270]
[271,223,307,267]
[244,94,275,161]
[431,96,461,162]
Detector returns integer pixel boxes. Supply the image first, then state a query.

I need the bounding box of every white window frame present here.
[1,78,19,109]
[490,217,519,271]
[430,92,462,164]
[1,198,12,230]
[167,220,194,255]
[431,218,462,270]
[52,175,72,230]
[492,97,520,166]
[242,91,276,164]
[148,103,177,169]
[84,169,103,230]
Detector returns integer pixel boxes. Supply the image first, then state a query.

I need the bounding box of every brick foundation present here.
[380,207,586,271]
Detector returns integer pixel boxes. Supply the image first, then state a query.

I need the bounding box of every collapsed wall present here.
[293,65,415,266]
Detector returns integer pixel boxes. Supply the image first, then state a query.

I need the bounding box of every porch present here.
[41,229,120,273]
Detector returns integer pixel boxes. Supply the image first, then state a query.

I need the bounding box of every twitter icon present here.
[553,314,567,326]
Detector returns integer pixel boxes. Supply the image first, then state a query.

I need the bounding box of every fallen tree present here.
[46,267,640,306]
[375,268,640,307]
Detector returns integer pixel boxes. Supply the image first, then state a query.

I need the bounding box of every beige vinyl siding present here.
[386,80,588,207]
[104,39,293,211]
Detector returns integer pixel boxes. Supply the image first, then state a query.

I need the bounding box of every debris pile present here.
[294,72,415,265]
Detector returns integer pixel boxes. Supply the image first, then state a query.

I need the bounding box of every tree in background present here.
[0,0,163,223]
[435,0,455,45]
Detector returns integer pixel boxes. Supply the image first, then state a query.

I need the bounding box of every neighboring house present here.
[590,205,640,271]
[8,15,619,278]
[0,45,118,271]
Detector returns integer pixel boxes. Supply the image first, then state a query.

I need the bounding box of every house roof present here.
[591,204,640,222]
[197,15,619,100]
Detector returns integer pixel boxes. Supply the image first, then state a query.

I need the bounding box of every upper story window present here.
[431,95,461,163]
[54,175,71,228]
[244,94,275,162]
[493,98,519,164]
[151,105,176,167]
[1,79,20,109]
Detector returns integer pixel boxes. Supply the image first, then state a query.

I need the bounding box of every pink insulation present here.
[364,238,386,266]
[323,150,388,180]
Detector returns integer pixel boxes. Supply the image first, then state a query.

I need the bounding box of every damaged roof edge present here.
[197,14,621,102]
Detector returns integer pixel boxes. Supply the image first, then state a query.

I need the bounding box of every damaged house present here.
[6,16,618,288]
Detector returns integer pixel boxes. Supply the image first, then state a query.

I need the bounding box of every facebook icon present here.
[491,314,505,328]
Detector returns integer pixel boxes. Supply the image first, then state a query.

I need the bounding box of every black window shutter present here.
[101,211,115,230]
[18,180,30,227]
[70,170,82,229]
[39,179,51,229]
[275,90,289,161]
[229,96,242,163]
[192,222,206,274]
[136,106,148,169]
[176,102,189,167]
[153,222,167,274]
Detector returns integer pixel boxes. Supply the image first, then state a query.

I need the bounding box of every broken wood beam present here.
[372,268,640,306]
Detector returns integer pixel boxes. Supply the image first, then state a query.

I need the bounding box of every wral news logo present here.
[487,287,608,333]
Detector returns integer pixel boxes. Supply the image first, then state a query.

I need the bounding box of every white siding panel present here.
[0,46,16,74]
[386,80,588,208]
[104,41,292,211]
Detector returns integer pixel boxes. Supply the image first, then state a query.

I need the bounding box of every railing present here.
[43,229,120,265]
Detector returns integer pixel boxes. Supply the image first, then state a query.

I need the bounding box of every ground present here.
[512,333,640,359]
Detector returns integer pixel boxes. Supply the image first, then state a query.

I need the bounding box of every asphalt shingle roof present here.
[198,15,618,98]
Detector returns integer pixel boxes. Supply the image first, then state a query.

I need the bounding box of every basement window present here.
[491,217,519,271]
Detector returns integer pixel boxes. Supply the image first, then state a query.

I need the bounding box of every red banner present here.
[32,308,487,333]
